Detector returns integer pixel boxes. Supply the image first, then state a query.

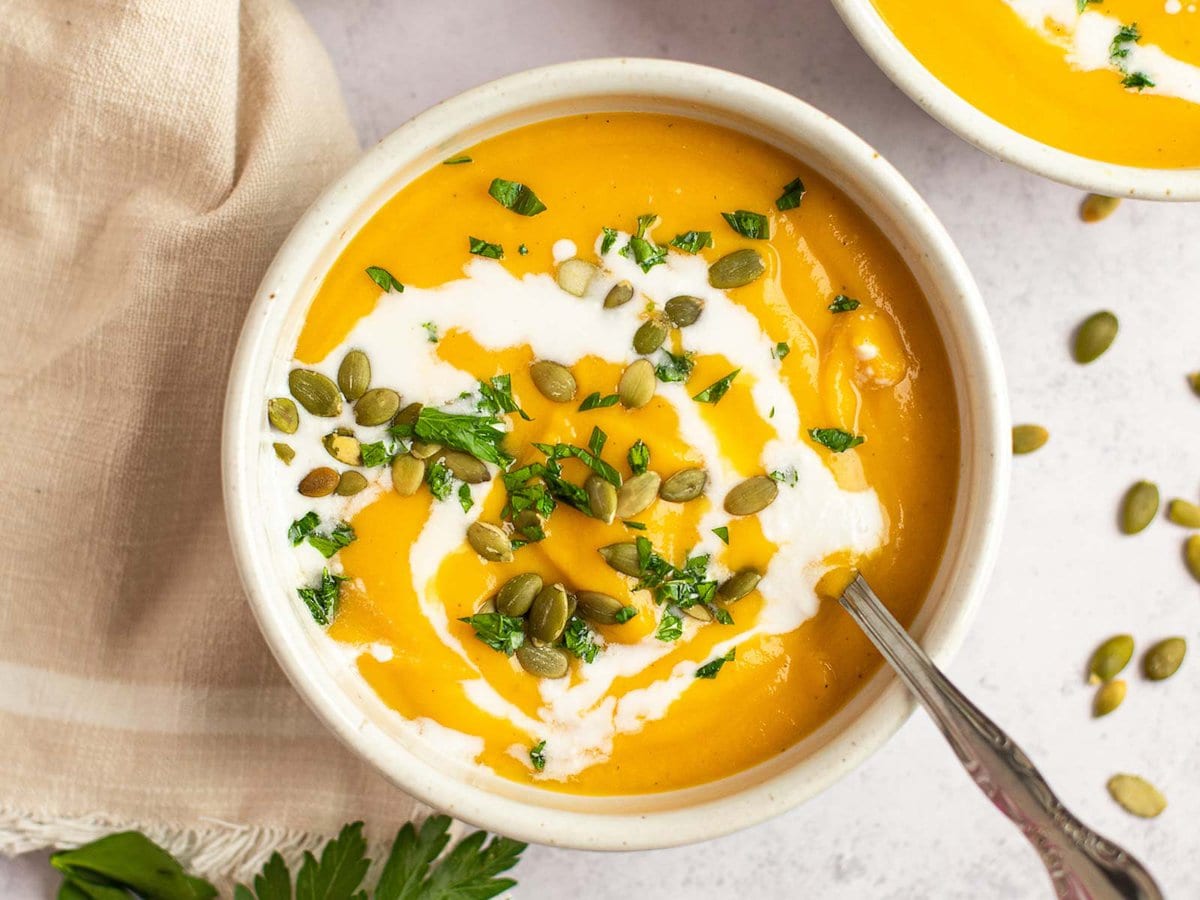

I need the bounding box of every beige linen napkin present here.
[0,0,427,883]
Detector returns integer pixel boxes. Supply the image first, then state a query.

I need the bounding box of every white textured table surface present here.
[9,1,1200,897]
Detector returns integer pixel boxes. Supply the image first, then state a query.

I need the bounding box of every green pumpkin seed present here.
[633,318,669,355]
[598,542,641,577]
[719,567,762,601]
[618,358,656,409]
[394,402,423,426]
[529,583,570,643]
[516,644,569,679]
[335,470,368,496]
[391,454,425,496]
[1189,372,1200,397]
[575,591,625,625]
[337,350,371,401]
[665,295,704,327]
[660,467,707,502]
[267,398,299,434]
[1080,194,1120,223]
[1012,424,1048,455]
[708,248,765,289]
[1093,679,1126,717]
[556,258,598,297]
[512,508,545,537]
[1107,774,1166,818]
[530,360,577,402]
[323,432,362,466]
[1187,535,1200,584]
[615,471,661,518]
[410,440,442,460]
[299,467,339,497]
[586,474,618,524]
[683,604,713,622]
[1089,634,1134,683]
[604,280,634,309]
[1144,637,1186,681]
[466,521,513,563]
[496,573,543,617]
[1166,499,1200,528]
[724,476,778,516]
[1072,311,1118,364]
[273,442,295,464]
[441,450,490,484]
[288,369,342,417]
[354,388,401,427]
[1120,481,1159,534]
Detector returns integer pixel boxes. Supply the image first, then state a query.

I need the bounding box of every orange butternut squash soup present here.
[870,0,1200,167]
[267,114,959,794]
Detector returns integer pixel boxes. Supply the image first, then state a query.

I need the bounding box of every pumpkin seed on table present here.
[1166,498,1200,528]
[466,521,514,563]
[599,542,642,577]
[410,440,442,459]
[335,470,368,496]
[585,474,618,524]
[618,359,656,409]
[517,644,569,679]
[354,387,401,426]
[1079,194,1120,223]
[665,295,704,327]
[1107,774,1167,819]
[1187,534,1200,583]
[575,591,626,625]
[1092,679,1126,718]
[391,454,425,496]
[441,450,490,484]
[633,317,669,355]
[1011,424,1049,455]
[719,567,762,602]
[496,573,543,617]
[337,349,371,401]
[530,360,577,402]
[299,467,339,498]
[1072,311,1118,364]
[724,476,778,516]
[556,258,597,297]
[323,432,362,466]
[273,442,295,464]
[1143,637,1186,681]
[615,471,661,517]
[1088,634,1134,683]
[1119,481,1159,534]
[288,369,342,417]
[529,583,570,643]
[708,248,765,289]
[604,280,634,309]
[660,467,707,502]
[267,397,299,434]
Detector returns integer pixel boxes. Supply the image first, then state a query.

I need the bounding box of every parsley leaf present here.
[457,482,474,513]
[776,177,806,211]
[52,832,217,900]
[292,821,370,900]
[669,231,713,254]
[487,178,547,216]
[469,236,504,259]
[391,407,511,466]
[297,568,346,626]
[623,520,647,530]
[693,369,740,404]
[422,321,439,343]
[628,439,650,475]
[563,616,601,663]
[375,814,525,900]
[614,605,637,624]
[633,537,720,612]
[518,243,528,255]
[1122,71,1155,89]
[426,459,453,501]
[535,440,622,487]
[655,349,695,383]
[366,266,404,293]
[459,613,525,655]
[773,341,790,360]
[307,522,356,559]
[443,154,472,165]
[808,427,865,452]
[477,373,531,421]
[529,741,546,772]
[360,440,398,467]
[620,236,666,273]
[578,391,620,411]
[1077,0,1100,10]
[695,648,736,679]
[600,227,619,254]
[712,606,735,625]
[828,294,860,313]
[1110,22,1140,61]
[288,511,320,545]
[721,210,769,239]
[588,425,607,456]
[655,611,683,642]
[712,525,729,544]
[770,467,799,487]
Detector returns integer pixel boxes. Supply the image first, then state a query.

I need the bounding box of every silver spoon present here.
[839,575,1163,900]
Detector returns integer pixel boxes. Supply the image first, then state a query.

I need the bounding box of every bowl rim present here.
[830,0,1200,201]
[222,57,1010,850]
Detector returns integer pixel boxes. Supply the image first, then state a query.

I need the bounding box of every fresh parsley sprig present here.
[390,408,512,466]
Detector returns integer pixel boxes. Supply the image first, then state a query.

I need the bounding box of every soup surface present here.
[871,0,1200,168]
[265,113,959,794]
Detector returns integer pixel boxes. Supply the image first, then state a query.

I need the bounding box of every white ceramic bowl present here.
[832,0,1200,201]
[222,58,1009,849]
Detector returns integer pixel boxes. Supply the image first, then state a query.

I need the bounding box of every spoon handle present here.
[839,575,1162,900]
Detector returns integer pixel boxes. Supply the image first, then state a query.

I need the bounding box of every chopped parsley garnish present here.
[501,464,557,539]
[459,612,525,655]
[633,536,719,612]
[770,467,799,487]
[390,407,511,466]
[623,520,647,530]
[655,349,695,383]
[773,341,790,360]
[828,294,861,313]
[693,369,740,404]
[443,154,472,165]
[669,231,713,254]
[426,458,453,501]
[695,648,736,679]
[360,440,397,467]
[721,210,769,240]
[1077,0,1100,11]
[587,425,607,456]
[775,177,806,211]
[1122,71,1155,90]
[297,568,345,626]
[518,243,529,255]
[529,740,546,771]
[712,606,734,625]
[1110,23,1140,61]
[620,236,667,273]
[458,482,474,513]
[534,440,622,487]
[365,266,403,293]
[712,525,729,544]
[655,611,683,642]
[578,391,620,411]
[422,321,439,343]
[468,236,504,259]
[288,511,320,545]
[563,616,601,663]
[307,521,356,559]
[614,605,638,624]
[477,373,531,421]
[487,178,547,216]
[628,439,650,475]
[808,427,865,453]
[600,227,619,254]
